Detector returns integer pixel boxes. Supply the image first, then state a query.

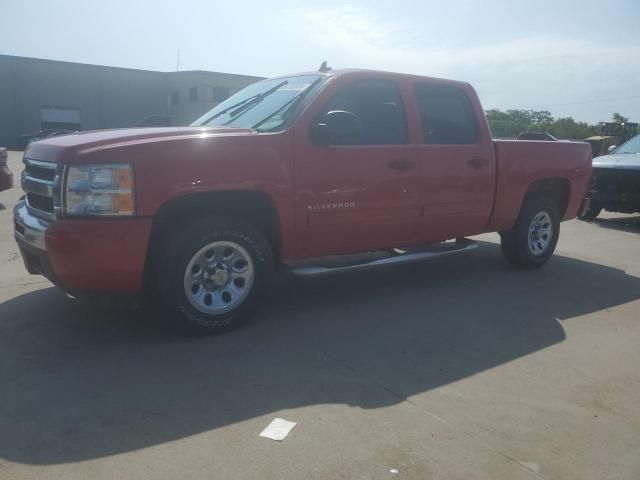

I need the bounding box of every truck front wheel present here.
[158,218,274,334]
[500,195,560,269]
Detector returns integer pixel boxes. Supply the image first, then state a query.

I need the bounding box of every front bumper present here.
[14,202,58,283]
[14,200,152,294]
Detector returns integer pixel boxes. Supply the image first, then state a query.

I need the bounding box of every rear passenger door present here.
[412,82,496,242]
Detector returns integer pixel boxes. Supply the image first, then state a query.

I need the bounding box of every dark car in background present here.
[0,147,13,192]
[580,134,640,218]
[517,131,558,141]
[135,115,171,127]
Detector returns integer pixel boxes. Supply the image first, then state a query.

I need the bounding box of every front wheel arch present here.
[143,190,282,294]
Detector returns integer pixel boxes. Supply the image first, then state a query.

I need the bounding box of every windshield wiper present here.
[199,80,288,125]
[251,77,323,131]
[225,81,289,122]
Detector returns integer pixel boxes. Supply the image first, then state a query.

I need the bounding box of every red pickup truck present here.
[14,69,592,334]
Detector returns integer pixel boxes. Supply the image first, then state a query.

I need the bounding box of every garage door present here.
[40,107,81,130]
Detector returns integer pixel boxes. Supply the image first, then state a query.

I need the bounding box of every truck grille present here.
[22,159,63,219]
[591,168,640,195]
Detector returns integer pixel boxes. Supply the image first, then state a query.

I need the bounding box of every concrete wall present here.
[0,55,264,148]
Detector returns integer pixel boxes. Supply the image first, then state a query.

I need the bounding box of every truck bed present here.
[487,139,592,232]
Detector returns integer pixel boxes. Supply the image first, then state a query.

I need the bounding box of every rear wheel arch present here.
[523,177,571,218]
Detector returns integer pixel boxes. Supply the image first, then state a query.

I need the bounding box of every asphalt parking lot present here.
[1,150,639,480]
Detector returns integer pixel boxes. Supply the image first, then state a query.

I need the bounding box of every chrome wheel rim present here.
[183,241,255,314]
[528,211,553,256]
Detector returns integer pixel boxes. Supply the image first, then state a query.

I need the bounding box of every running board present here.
[288,238,478,277]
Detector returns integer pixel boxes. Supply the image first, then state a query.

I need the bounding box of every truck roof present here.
[276,68,472,88]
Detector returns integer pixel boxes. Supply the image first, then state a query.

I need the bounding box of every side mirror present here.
[310,110,363,145]
[607,145,618,153]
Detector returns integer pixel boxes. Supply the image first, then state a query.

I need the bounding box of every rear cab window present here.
[414,83,478,145]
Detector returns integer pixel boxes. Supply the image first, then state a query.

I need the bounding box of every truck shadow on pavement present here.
[589,215,640,234]
[1,241,639,465]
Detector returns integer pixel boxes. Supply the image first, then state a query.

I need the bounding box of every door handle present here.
[467,157,489,169]
[388,159,416,173]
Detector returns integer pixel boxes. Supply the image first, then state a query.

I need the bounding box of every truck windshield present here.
[614,134,640,154]
[191,75,326,132]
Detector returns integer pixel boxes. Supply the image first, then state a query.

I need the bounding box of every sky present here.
[2,0,639,124]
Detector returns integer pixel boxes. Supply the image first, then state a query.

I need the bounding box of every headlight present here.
[64,164,135,216]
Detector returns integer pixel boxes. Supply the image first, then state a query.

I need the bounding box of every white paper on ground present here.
[259,418,297,441]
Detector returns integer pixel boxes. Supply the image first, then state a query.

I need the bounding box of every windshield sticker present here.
[280,83,312,92]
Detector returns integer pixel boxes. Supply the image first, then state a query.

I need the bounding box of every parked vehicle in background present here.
[0,147,13,192]
[517,131,557,141]
[580,134,640,219]
[135,115,171,127]
[585,122,639,158]
[14,68,592,334]
[17,129,76,149]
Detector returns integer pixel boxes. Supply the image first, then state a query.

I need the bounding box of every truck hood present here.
[593,153,640,171]
[24,126,255,163]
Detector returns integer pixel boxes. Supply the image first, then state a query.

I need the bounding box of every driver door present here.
[292,77,420,258]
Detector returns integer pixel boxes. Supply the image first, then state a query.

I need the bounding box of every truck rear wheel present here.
[158,217,274,334]
[500,195,560,269]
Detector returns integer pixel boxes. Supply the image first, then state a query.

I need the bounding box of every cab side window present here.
[414,83,478,145]
[322,79,408,145]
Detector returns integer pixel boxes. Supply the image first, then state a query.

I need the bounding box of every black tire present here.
[157,217,274,335]
[500,195,560,269]
[578,202,602,220]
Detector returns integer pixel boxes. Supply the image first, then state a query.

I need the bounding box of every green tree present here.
[485,109,554,138]
[547,118,597,140]
[530,110,554,125]
[485,108,598,139]
[612,112,629,123]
